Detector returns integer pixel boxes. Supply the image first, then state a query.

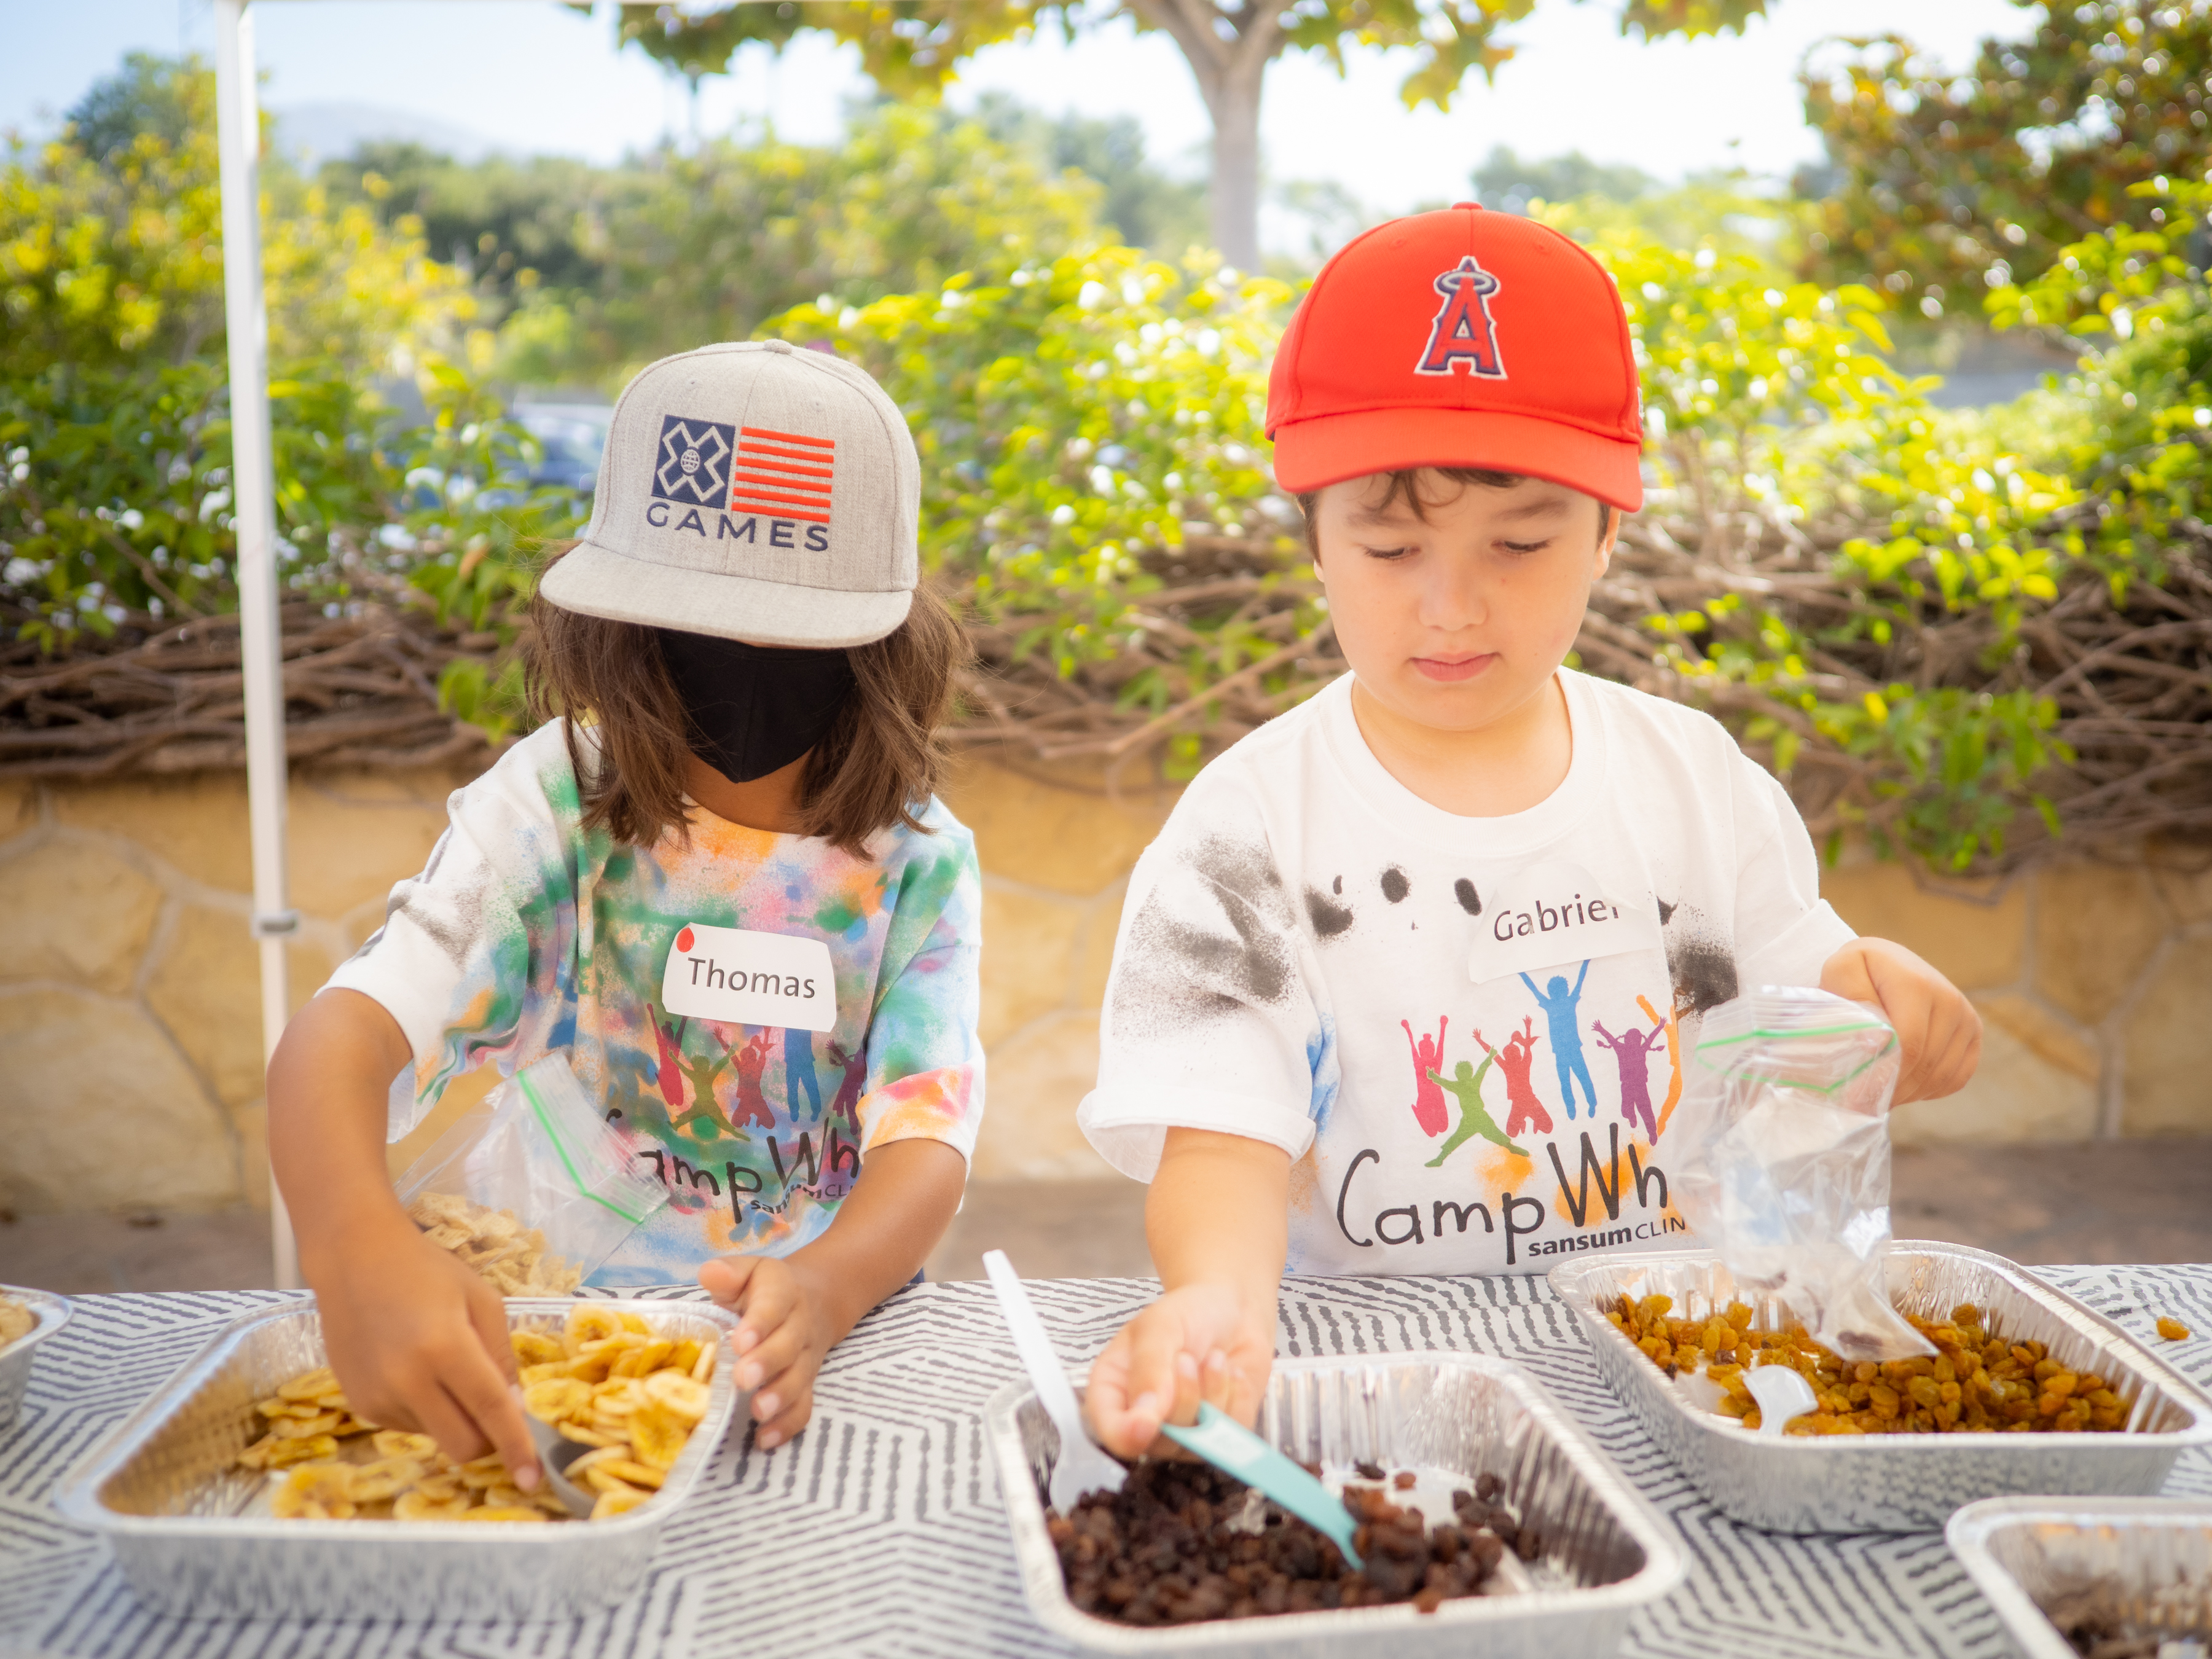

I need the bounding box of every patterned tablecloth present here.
[2,1264,2208,1659]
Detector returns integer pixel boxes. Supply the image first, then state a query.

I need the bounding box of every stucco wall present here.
[0,759,2204,1218]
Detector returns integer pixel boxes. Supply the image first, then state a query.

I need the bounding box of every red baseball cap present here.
[1266,203,1644,511]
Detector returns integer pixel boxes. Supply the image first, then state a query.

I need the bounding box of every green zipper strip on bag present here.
[517,1069,653,1226]
[1693,1022,1899,1094]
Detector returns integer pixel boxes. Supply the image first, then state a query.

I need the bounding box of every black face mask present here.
[656,629,856,785]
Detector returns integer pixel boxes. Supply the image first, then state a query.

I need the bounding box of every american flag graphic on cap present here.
[729,425,834,524]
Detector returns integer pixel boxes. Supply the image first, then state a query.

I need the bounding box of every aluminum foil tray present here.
[1947,1496,2212,1659]
[52,1296,741,1622]
[986,1352,1687,1659]
[1551,1241,2212,1535]
[0,1282,74,1429]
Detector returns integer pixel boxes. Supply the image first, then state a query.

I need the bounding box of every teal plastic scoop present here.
[1159,1403,1363,1571]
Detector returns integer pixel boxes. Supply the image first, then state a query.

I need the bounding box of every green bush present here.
[0,55,570,657]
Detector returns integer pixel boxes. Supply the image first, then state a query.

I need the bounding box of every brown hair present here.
[524,547,968,855]
[1295,467,1614,556]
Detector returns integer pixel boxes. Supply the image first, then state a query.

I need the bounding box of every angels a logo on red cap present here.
[1414,255,1507,380]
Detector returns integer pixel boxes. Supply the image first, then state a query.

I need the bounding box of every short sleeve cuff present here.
[1738,900,1858,992]
[857,1064,982,1167]
[1077,1084,1317,1183]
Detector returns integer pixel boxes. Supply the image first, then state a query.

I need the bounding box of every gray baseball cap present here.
[539,340,920,648]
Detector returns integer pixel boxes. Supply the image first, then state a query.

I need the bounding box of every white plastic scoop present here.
[982,1249,1128,1512]
[522,1409,600,1516]
[1744,1364,1819,1437]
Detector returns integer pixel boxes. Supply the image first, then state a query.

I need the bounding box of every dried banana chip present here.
[558,1422,619,1448]
[612,1338,676,1379]
[643,1371,710,1425]
[394,1489,473,1522]
[461,1505,547,1523]
[592,1378,646,1416]
[0,1295,36,1350]
[628,1400,687,1471]
[597,1457,665,1491]
[271,1463,358,1520]
[348,1457,426,1504]
[455,1453,509,1490]
[276,1368,340,1403]
[371,1430,440,1462]
[522,1377,592,1423]
[590,1486,652,1521]
[265,1433,340,1469]
[512,1331,563,1367]
[270,1410,345,1440]
[565,1307,624,1353]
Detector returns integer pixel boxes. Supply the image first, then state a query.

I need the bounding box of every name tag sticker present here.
[1467,859,1662,984]
[662,922,837,1032]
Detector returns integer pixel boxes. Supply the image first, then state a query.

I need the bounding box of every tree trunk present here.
[1126,0,1292,272]
[1202,60,1266,270]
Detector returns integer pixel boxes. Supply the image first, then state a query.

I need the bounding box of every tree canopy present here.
[1797,0,2212,315]
[598,0,1781,266]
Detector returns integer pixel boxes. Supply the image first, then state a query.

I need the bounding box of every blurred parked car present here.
[511,401,611,493]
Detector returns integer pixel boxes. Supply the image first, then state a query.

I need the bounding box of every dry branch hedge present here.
[4,516,2208,874]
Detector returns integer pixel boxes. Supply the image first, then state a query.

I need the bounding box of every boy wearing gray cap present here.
[269,342,980,1486]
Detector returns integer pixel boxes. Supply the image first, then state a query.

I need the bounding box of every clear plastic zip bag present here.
[1672,986,1934,1363]
[394,1052,667,1295]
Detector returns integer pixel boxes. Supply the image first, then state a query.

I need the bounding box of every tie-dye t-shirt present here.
[327,720,984,1284]
[1078,669,1855,1279]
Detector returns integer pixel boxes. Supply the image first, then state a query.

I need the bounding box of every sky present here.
[7,0,2036,254]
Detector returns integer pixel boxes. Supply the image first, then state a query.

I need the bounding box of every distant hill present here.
[269,101,498,167]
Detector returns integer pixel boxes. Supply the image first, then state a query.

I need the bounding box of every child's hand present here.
[1819,936,1982,1104]
[697,1255,830,1449]
[1083,1283,1277,1459]
[308,1219,541,1484]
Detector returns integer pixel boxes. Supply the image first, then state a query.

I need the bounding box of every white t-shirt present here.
[1078,669,1856,1278]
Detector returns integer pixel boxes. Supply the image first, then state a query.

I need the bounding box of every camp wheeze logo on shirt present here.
[643,415,834,551]
[1414,255,1507,380]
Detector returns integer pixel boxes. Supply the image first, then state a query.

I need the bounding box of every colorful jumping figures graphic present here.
[1478,1018,1554,1139]
[1425,1046,1521,1162]
[826,1038,866,1134]
[649,1014,686,1109]
[785,1029,823,1122]
[1520,961,1598,1120]
[726,1030,777,1130]
[1591,1012,1669,1140]
[1636,992,1684,1140]
[1400,1016,1450,1137]
[662,1018,737,1139]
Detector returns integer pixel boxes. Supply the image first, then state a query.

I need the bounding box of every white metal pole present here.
[214,0,302,1291]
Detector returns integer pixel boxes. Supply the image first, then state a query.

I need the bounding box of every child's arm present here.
[1084,1128,1289,1459]
[698,1138,965,1448]
[266,989,541,1484]
[1819,936,1981,1104]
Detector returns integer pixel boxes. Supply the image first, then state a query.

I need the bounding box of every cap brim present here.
[539,539,914,648]
[1271,406,1644,512]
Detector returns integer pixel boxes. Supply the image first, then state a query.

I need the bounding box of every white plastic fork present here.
[982,1249,1128,1512]
[1744,1364,1819,1437]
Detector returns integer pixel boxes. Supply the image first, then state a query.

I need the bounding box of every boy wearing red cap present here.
[1078,206,1981,1456]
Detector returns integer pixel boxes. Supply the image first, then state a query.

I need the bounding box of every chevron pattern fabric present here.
[2,1266,2208,1658]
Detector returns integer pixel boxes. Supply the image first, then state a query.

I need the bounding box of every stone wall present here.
[1,758,2205,1218]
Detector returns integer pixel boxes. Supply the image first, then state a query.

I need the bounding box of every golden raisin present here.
[2155,1316,2191,1341]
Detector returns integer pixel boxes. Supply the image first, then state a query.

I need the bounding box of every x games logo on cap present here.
[653,417,734,506]
[543,340,920,649]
